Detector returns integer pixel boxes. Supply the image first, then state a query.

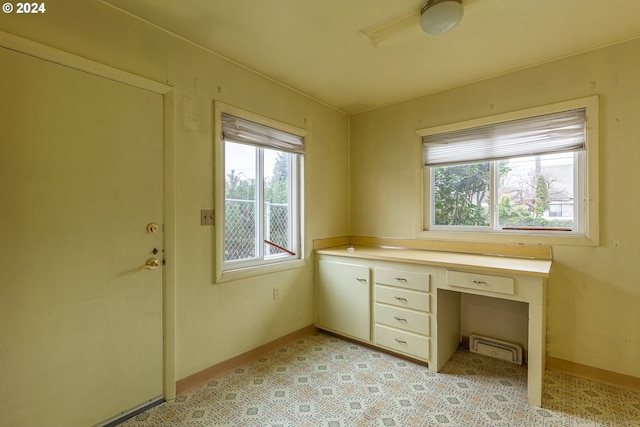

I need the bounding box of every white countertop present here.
[315,245,552,278]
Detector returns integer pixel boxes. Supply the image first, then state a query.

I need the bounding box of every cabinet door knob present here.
[394,338,408,344]
[394,277,408,282]
[394,296,408,302]
[356,278,367,283]
[394,316,407,322]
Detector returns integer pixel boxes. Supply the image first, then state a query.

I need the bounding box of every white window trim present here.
[214,102,307,283]
[416,96,599,247]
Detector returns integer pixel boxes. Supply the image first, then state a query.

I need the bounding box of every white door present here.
[0,47,164,427]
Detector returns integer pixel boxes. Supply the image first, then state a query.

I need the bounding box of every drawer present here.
[375,324,430,360]
[375,303,430,336]
[446,270,515,295]
[375,267,430,292]
[375,285,430,312]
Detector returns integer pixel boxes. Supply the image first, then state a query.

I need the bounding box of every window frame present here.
[417,96,599,246]
[214,103,307,283]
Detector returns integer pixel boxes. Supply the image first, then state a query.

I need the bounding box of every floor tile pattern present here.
[120,332,640,426]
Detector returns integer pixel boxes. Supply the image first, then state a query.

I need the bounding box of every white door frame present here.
[0,30,178,400]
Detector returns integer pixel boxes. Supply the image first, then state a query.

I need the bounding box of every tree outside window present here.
[432,154,575,231]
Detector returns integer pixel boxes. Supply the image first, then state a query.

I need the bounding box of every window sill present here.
[416,229,598,247]
[215,258,307,284]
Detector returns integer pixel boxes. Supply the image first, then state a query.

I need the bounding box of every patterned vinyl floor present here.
[120,332,640,426]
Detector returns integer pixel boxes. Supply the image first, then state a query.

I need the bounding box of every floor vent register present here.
[469,334,523,365]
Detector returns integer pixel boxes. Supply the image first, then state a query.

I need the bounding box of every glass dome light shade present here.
[420,0,464,35]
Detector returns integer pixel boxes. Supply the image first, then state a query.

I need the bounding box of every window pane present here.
[225,142,257,261]
[498,153,574,230]
[433,162,490,226]
[264,149,293,257]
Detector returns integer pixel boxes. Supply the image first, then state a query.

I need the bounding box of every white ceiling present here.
[102,0,640,114]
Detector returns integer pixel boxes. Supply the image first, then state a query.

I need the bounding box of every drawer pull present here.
[394,276,408,282]
[356,278,367,283]
[393,296,408,302]
[470,279,488,285]
[394,338,408,344]
[394,316,407,322]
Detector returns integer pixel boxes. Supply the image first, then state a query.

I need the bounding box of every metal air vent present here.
[469,334,523,365]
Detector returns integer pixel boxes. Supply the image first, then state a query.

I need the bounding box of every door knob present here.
[139,258,160,271]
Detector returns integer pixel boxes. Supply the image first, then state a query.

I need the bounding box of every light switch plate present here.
[201,210,214,226]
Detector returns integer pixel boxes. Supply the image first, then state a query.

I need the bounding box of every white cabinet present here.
[315,245,549,407]
[316,256,436,362]
[373,267,432,361]
[316,259,371,342]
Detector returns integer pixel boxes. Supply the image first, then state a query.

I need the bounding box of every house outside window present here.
[418,96,599,246]
[215,106,306,282]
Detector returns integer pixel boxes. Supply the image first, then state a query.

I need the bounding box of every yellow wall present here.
[0,0,349,384]
[350,38,640,379]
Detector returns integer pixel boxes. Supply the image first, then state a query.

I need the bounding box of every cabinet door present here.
[316,260,370,341]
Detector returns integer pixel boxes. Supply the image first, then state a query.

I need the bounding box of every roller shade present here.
[222,113,304,154]
[423,108,586,166]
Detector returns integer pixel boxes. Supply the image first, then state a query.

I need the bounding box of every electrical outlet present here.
[200,210,214,226]
[272,286,280,300]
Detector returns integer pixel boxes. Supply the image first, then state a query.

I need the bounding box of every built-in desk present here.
[314,242,551,406]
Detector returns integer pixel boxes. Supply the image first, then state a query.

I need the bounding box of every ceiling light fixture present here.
[420,0,464,35]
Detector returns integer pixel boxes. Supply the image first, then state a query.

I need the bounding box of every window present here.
[419,97,599,245]
[215,106,305,281]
